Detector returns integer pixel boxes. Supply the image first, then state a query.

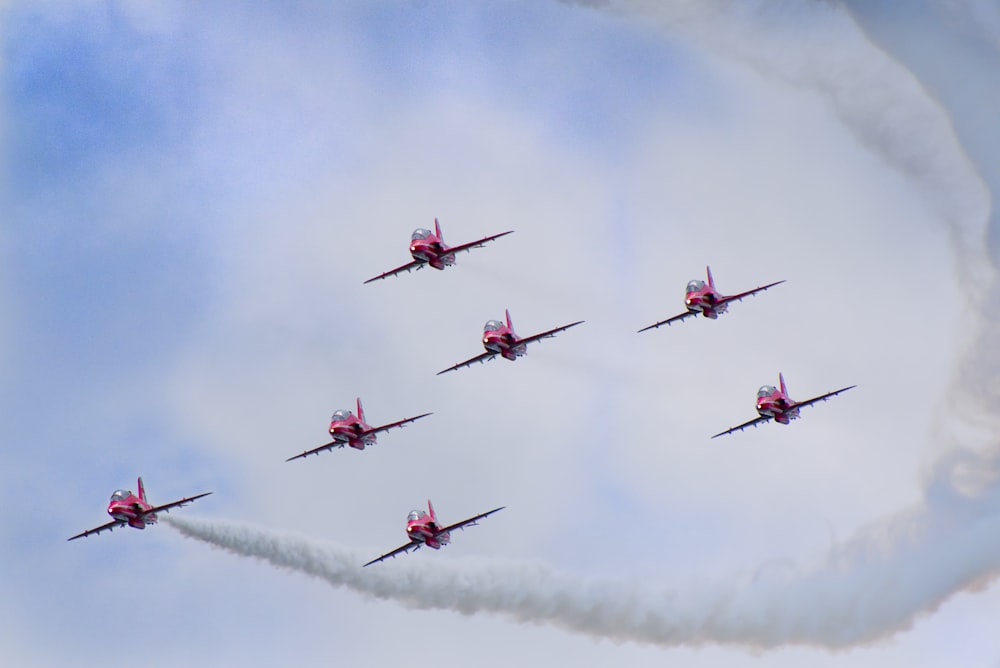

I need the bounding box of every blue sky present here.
[2,1,998,666]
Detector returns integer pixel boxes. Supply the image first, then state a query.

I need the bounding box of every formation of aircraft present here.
[68,477,211,541]
[638,266,784,332]
[437,309,584,375]
[69,210,855,573]
[363,500,505,567]
[711,373,856,439]
[286,397,432,461]
[364,219,513,284]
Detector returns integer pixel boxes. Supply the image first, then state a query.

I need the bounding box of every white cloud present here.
[4,1,999,666]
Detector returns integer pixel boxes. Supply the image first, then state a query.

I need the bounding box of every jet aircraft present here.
[436,309,583,375]
[68,477,211,541]
[639,266,784,332]
[363,500,505,567]
[286,397,431,461]
[712,373,855,438]
[364,219,513,284]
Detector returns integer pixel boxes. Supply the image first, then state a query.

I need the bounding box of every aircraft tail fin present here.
[137,476,147,503]
[779,372,788,395]
[434,218,443,242]
[706,266,716,290]
[505,308,513,330]
[427,499,437,523]
[356,397,365,423]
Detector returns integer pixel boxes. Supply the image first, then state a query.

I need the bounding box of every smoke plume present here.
[170,0,1000,652]
[167,475,1000,652]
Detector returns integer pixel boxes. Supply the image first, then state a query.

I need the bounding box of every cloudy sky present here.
[2,1,999,666]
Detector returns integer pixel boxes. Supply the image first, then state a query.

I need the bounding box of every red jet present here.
[68,477,211,541]
[286,397,431,461]
[436,309,583,375]
[639,266,784,332]
[363,500,505,567]
[712,373,855,438]
[364,219,513,284]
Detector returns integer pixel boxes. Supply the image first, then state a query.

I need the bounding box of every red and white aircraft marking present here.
[363,500,505,567]
[286,397,431,461]
[436,309,583,375]
[68,477,211,541]
[639,266,784,332]
[712,373,855,439]
[364,218,513,284]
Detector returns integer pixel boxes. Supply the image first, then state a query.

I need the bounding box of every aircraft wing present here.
[441,230,514,257]
[435,506,505,536]
[792,385,856,411]
[286,440,346,462]
[515,320,585,347]
[364,260,424,284]
[363,412,433,437]
[718,280,786,305]
[143,492,213,517]
[363,540,421,567]
[637,310,698,332]
[711,416,772,439]
[67,519,127,541]
[436,352,496,376]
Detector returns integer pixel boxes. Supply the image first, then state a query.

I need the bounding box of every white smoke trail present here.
[167,477,1000,651]
[167,1,1000,652]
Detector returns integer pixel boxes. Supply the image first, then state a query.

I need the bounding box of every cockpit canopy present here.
[411,228,431,241]
[686,280,706,293]
[331,410,354,422]
[757,385,777,398]
[407,510,427,522]
[483,320,503,332]
[110,490,131,502]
